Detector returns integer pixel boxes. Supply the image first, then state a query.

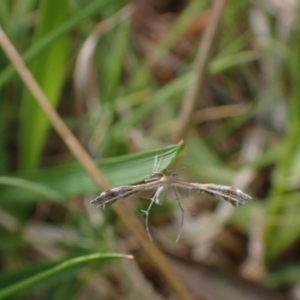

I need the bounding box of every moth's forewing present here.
[92,186,139,208]
[198,184,252,207]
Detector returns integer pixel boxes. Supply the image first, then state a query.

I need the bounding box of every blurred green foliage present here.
[1,0,300,298]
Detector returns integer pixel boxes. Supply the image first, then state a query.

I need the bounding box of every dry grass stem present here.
[0,26,192,300]
[194,103,247,123]
[174,0,227,141]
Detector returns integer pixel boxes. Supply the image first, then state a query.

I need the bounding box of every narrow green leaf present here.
[0,143,183,203]
[0,0,116,88]
[0,1,10,28]
[0,93,7,172]
[209,51,256,75]
[0,253,132,299]
[102,20,130,105]
[0,176,63,202]
[118,74,190,129]
[183,132,234,184]
[19,0,68,169]
[264,37,300,263]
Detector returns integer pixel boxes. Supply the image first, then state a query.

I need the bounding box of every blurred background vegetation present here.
[1,0,300,299]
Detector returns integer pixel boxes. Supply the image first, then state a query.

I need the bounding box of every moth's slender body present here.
[91,169,251,241]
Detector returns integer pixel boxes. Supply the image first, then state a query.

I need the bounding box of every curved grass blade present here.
[19,0,69,169]
[0,177,63,202]
[0,253,133,300]
[0,0,116,88]
[0,143,184,203]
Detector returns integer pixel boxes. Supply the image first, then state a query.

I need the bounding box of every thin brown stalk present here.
[194,104,247,123]
[173,0,227,142]
[74,4,134,137]
[240,208,265,281]
[0,26,192,300]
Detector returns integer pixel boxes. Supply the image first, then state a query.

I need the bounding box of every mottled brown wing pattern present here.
[197,184,252,207]
[91,186,139,208]
[91,172,252,242]
[91,172,252,209]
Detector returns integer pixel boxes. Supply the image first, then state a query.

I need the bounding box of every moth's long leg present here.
[141,185,164,241]
[141,194,156,241]
[152,153,162,174]
[173,187,184,243]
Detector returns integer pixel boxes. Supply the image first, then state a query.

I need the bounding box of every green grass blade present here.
[209,51,256,75]
[101,20,130,105]
[0,252,132,300]
[0,94,7,172]
[0,0,116,88]
[119,74,190,129]
[183,132,235,184]
[1,143,183,203]
[264,39,300,263]
[19,0,69,169]
[0,176,63,202]
[0,1,9,28]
